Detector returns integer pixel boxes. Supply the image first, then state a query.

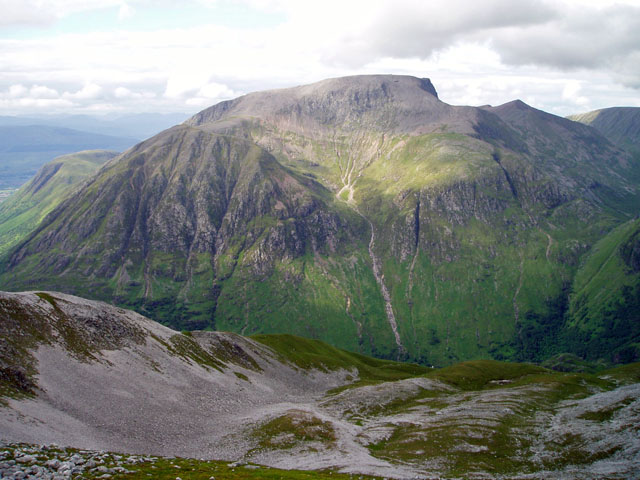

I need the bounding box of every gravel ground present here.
[2,291,640,479]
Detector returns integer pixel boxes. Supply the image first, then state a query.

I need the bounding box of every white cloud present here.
[30,85,59,99]
[8,84,27,97]
[1,97,75,109]
[64,83,103,99]
[114,86,155,99]
[118,2,135,20]
[562,81,589,108]
[0,0,638,116]
[164,70,213,99]
[114,86,132,98]
[197,82,235,99]
[0,0,125,27]
[0,0,55,27]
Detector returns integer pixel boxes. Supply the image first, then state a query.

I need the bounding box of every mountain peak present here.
[187,74,441,132]
[293,74,438,98]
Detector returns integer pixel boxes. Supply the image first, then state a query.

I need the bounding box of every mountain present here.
[0,126,135,190]
[1,75,639,366]
[568,107,640,153]
[0,112,190,142]
[0,150,116,257]
[1,290,639,479]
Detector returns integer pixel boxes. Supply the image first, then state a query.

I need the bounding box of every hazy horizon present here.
[1,0,640,118]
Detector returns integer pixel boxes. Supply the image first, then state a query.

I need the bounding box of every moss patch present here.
[253,410,336,450]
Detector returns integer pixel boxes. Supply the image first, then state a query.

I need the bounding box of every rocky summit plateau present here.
[1,75,639,369]
[1,290,639,479]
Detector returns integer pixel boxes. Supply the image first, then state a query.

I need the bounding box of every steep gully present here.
[333,136,406,356]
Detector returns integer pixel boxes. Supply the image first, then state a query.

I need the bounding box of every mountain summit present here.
[1,75,638,366]
[188,75,447,134]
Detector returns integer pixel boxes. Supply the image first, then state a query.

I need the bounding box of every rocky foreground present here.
[0,444,139,479]
[0,443,384,480]
[1,291,640,479]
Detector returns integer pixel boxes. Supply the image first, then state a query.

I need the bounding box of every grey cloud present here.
[0,1,56,27]
[338,1,640,89]
[491,5,640,69]
[360,0,557,60]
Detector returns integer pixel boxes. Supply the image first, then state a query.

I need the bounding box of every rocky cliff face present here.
[1,75,638,365]
[4,126,369,335]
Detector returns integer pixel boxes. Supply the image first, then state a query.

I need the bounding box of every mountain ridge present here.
[568,106,640,153]
[0,125,135,190]
[0,150,116,257]
[1,75,639,366]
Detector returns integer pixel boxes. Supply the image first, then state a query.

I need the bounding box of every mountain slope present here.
[0,125,136,190]
[0,150,116,257]
[1,126,386,352]
[191,76,639,364]
[1,75,639,366]
[1,290,639,479]
[562,218,640,362]
[568,107,640,153]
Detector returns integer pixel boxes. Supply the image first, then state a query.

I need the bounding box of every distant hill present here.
[568,107,640,153]
[0,125,134,189]
[0,150,116,257]
[0,112,190,141]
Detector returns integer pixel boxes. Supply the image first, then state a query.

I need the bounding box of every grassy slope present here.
[252,333,429,383]
[222,130,576,364]
[0,131,390,358]
[0,150,116,258]
[349,132,623,365]
[563,218,640,361]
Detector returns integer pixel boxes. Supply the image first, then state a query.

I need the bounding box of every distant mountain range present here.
[0,113,189,191]
[0,125,134,190]
[0,112,190,142]
[0,76,638,368]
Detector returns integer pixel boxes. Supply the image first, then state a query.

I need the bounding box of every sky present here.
[1,0,639,118]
